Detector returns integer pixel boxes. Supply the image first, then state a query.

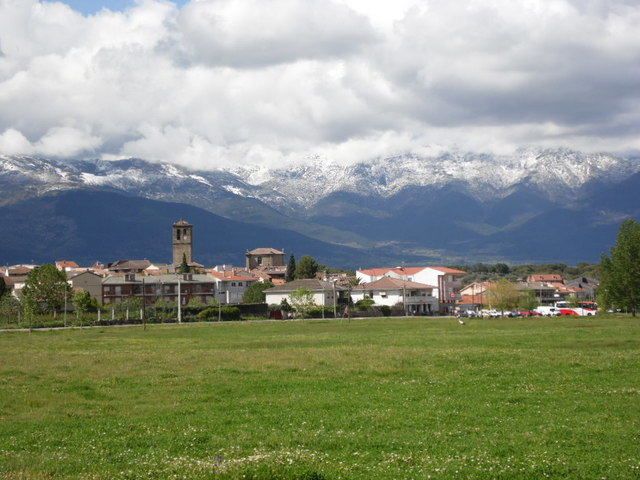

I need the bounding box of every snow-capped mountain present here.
[1,149,639,264]
[234,148,639,206]
[2,148,637,209]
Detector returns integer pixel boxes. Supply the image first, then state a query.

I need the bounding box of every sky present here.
[0,0,639,169]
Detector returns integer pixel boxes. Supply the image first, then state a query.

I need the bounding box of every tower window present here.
[176,229,181,240]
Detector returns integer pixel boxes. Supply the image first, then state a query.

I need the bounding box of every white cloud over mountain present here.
[0,0,639,168]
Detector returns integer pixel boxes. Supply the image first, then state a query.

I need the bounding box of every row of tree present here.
[482,220,640,316]
[285,254,321,282]
[0,264,102,322]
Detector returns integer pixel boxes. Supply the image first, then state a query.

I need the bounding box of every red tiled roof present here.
[353,277,436,291]
[55,260,79,269]
[358,267,393,276]
[208,270,257,282]
[390,267,426,275]
[5,266,32,276]
[528,274,564,282]
[428,266,467,275]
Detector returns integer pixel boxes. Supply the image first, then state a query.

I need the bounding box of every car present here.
[518,310,541,317]
[534,306,562,316]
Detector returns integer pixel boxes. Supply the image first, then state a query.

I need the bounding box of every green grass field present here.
[1,316,639,479]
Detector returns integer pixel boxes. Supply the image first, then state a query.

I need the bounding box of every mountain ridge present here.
[1,149,639,264]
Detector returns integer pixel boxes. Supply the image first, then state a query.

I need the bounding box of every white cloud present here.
[0,126,102,157]
[0,0,639,168]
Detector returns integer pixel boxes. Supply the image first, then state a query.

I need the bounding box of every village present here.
[0,219,601,324]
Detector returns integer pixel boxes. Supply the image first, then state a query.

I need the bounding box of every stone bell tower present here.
[172,219,193,266]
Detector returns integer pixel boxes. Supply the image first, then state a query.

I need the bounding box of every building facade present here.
[173,219,193,266]
[102,273,216,306]
[351,277,438,315]
[208,269,259,304]
[356,265,466,314]
[246,248,285,270]
[264,279,347,307]
[69,271,103,304]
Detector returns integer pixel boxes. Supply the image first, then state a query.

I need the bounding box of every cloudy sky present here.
[0,0,639,169]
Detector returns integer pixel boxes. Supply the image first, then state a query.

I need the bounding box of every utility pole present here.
[142,276,146,330]
[322,284,325,319]
[177,274,182,323]
[63,284,68,327]
[403,283,407,317]
[332,280,337,319]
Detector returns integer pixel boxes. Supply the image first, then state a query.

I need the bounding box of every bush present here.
[197,306,241,321]
[380,305,391,316]
[307,306,335,318]
[242,281,274,304]
[355,298,375,311]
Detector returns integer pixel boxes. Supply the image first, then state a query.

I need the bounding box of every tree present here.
[518,290,539,311]
[242,281,274,303]
[0,276,6,298]
[152,298,176,322]
[279,298,293,312]
[21,264,69,315]
[295,256,319,279]
[600,219,640,316]
[286,255,296,282]
[289,288,315,318]
[566,294,580,308]
[179,253,190,274]
[116,297,143,317]
[72,290,97,317]
[355,297,375,311]
[0,294,21,323]
[492,263,510,275]
[486,279,520,313]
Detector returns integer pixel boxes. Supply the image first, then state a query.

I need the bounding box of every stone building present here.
[245,248,285,270]
[173,219,193,266]
[102,273,217,306]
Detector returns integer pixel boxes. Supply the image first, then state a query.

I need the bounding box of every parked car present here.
[535,306,562,316]
[518,310,541,317]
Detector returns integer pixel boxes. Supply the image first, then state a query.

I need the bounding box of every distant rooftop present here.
[173,219,192,227]
[247,247,285,255]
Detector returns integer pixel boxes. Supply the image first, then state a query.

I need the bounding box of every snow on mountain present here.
[1,148,638,210]
[232,148,640,206]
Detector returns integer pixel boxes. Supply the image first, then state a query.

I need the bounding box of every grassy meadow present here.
[1,316,639,479]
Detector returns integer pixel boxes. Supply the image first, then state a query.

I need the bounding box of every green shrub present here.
[355,298,375,311]
[197,306,241,321]
[307,306,334,318]
[380,305,391,316]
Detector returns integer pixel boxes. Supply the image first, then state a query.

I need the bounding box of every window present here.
[231,282,236,287]
[176,229,181,240]
[238,282,243,286]
[257,256,262,265]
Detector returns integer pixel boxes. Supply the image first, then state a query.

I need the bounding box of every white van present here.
[535,306,561,316]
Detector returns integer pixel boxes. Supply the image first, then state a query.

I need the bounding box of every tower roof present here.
[247,247,284,255]
[173,219,192,227]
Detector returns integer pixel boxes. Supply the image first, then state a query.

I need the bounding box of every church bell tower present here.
[172,219,193,266]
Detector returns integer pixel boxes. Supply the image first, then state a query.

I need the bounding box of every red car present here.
[519,310,542,317]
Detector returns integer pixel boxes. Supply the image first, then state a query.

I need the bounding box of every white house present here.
[264,279,347,307]
[351,277,438,315]
[208,269,258,304]
[356,266,466,314]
